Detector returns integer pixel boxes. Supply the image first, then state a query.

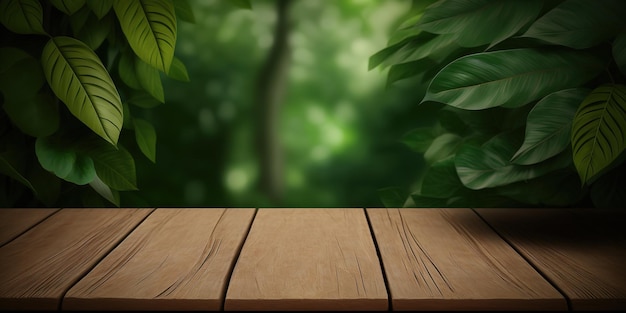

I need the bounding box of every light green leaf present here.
[418,0,543,48]
[135,57,165,103]
[522,0,626,49]
[512,88,590,165]
[423,49,604,110]
[401,127,436,153]
[41,36,123,146]
[455,131,572,190]
[4,93,59,138]
[85,0,113,19]
[571,84,626,185]
[35,136,96,185]
[377,186,407,208]
[89,174,120,206]
[133,118,157,163]
[423,133,462,164]
[0,0,46,35]
[50,0,85,15]
[420,155,463,198]
[614,32,626,77]
[83,140,138,191]
[167,57,190,82]
[114,0,177,73]
[173,0,195,23]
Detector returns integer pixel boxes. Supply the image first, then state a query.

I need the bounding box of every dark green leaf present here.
[118,51,142,89]
[420,155,463,198]
[74,11,112,50]
[423,133,462,164]
[114,0,177,73]
[571,84,626,184]
[173,0,195,23]
[0,0,46,35]
[0,153,35,192]
[387,58,437,86]
[167,57,190,82]
[50,0,85,15]
[133,118,157,163]
[4,93,60,138]
[378,186,407,208]
[127,92,162,108]
[135,57,165,103]
[401,127,436,153]
[512,88,590,165]
[418,0,543,48]
[35,136,96,185]
[423,49,604,110]
[523,0,626,49]
[0,54,45,102]
[89,174,120,206]
[41,36,123,146]
[85,0,113,19]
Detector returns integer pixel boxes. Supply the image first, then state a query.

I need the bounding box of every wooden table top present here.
[0,208,624,311]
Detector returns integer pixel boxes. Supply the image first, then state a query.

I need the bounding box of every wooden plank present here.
[0,208,152,310]
[476,208,626,311]
[0,208,59,246]
[224,208,387,311]
[64,208,256,311]
[367,208,566,311]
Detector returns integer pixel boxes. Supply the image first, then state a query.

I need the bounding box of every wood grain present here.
[367,208,566,311]
[64,208,256,311]
[0,208,152,310]
[476,208,626,311]
[0,208,58,246]
[224,208,388,311]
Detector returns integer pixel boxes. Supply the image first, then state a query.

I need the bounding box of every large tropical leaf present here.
[41,36,123,146]
[423,49,604,110]
[512,88,590,165]
[114,0,177,73]
[455,131,572,190]
[523,0,626,49]
[0,0,46,35]
[571,84,626,185]
[417,0,543,48]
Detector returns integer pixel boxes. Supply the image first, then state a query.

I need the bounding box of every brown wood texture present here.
[0,208,152,310]
[224,208,388,311]
[476,208,626,311]
[0,208,58,246]
[367,208,566,311]
[64,208,256,311]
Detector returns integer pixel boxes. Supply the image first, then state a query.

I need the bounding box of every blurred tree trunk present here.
[255,0,292,204]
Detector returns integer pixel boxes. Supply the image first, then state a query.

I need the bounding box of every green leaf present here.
[35,136,96,185]
[420,155,463,198]
[135,57,165,103]
[401,127,436,153]
[167,57,190,82]
[423,49,604,110]
[571,84,626,185]
[437,106,468,135]
[0,0,46,35]
[387,58,437,86]
[455,131,572,190]
[369,37,413,70]
[522,0,626,49]
[83,140,138,191]
[417,0,543,48]
[73,10,112,50]
[0,53,45,102]
[50,0,85,15]
[423,133,462,164]
[89,174,120,206]
[85,0,113,19]
[4,93,60,138]
[41,36,123,146]
[377,186,407,208]
[114,0,177,73]
[512,88,590,165]
[173,0,195,23]
[118,51,141,90]
[614,32,626,77]
[127,92,162,108]
[133,118,157,163]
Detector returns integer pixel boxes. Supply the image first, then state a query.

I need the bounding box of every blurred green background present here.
[122,0,434,208]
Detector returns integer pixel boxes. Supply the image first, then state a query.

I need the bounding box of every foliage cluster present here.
[0,0,194,206]
[373,0,626,208]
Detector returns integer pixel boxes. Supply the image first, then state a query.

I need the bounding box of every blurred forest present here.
[122,0,433,208]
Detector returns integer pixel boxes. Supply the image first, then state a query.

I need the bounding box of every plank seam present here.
[57,208,156,311]
[470,208,573,311]
[364,208,392,312]
[0,208,61,249]
[220,208,258,311]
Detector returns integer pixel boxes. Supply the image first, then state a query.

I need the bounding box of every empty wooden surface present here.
[0,208,152,310]
[367,208,566,311]
[225,208,387,311]
[0,208,58,246]
[64,208,256,311]
[476,208,626,311]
